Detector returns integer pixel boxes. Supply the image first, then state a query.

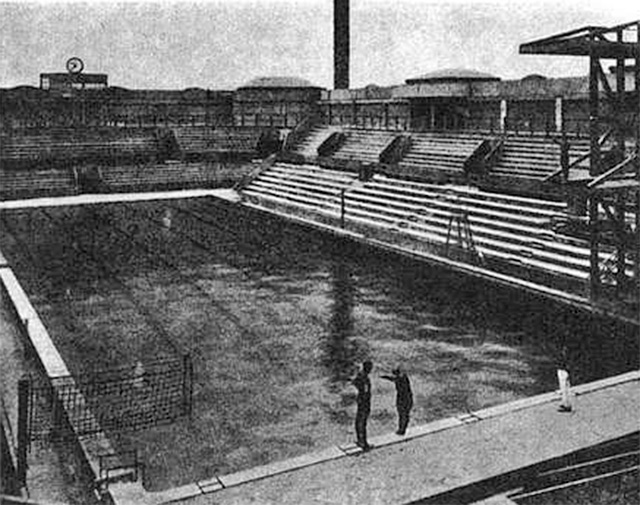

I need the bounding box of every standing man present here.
[352,360,373,450]
[382,367,413,435]
[557,346,573,413]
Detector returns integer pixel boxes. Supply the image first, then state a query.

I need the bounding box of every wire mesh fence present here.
[24,355,192,447]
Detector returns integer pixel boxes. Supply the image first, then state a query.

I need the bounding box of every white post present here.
[499,99,507,132]
[557,368,573,412]
[555,97,563,133]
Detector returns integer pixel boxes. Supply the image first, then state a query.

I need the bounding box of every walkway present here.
[0,188,240,211]
[111,371,639,505]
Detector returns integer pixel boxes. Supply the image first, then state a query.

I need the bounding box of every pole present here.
[635,22,640,293]
[16,379,30,486]
[589,194,600,299]
[588,31,601,300]
[615,29,626,155]
[589,35,600,177]
[616,191,627,294]
[182,354,193,419]
[340,189,346,228]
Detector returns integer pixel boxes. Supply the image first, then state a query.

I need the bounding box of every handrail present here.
[463,136,503,177]
[378,134,411,165]
[544,150,591,183]
[281,113,318,152]
[483,137,504,167]
[317,131,347,158]
[233,153,278,192]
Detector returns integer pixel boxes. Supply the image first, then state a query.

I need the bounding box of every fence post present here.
[17,378,30,486]
[182,354,193,419]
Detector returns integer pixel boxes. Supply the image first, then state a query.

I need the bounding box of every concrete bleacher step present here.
[243,187,333,213]
[269,163,358,182]
[366,182,564,219]
[265,166,357,187]
[327,202,589,280]
[249,183,342,211]
[330,129,399,162]
[351,215,589,280]
[367,176,566,212]
[346,190,587,256]
[1,129,159,167]
[245,162,595,279]
[254,177,343,200]
[489,136,592,181]
[350,188,558,235]
[292,126,342,158]
[243,164,600,281]
[0,169,77,199]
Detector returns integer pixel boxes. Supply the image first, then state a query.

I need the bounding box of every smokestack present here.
[334,0,350,89]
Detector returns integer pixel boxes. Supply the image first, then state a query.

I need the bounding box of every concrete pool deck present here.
[108,370,639,505]
[0,188,240,211]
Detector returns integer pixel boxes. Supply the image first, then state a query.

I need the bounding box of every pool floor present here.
[0,197,636,490]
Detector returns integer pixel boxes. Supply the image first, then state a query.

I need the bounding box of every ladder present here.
[445,210,481,263]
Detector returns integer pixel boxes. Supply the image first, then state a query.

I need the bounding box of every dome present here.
[239,76,318,89]
[406,68,500,85]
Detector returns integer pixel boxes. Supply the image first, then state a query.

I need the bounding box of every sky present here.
[0,0,637,90]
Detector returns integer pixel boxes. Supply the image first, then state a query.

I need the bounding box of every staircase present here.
[290,125,341,159]
[396,131,487,183]
[241,162,358,214]
[488,135,591,181]
[331,129,399,164]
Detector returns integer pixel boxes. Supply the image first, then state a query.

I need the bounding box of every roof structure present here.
[405,68,500,85]
[239,76,319,89]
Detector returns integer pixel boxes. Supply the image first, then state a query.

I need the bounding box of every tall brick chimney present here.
[334,0,350,89]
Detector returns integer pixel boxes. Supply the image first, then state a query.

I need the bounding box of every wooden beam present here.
[589,195,600,299]
[635,21,640,292]
[589,40,600,177]
[520,39,638,58]
[588,154,638,189]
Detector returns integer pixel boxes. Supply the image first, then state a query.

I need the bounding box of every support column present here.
[616,29,626,155]
[16,378,29,487]
[616,191,627,293]
[500,99,507,132]
[636,22,640,291]
[589,43,601,176]
[588,40,602,300]
[589,194,601,299]
[555,97,563,133]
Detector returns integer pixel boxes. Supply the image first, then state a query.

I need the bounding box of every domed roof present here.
[239,76,318,89]
[522,74,547,81]
[406,68,500,85]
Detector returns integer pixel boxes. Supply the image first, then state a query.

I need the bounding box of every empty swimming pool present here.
[0,196,636,490]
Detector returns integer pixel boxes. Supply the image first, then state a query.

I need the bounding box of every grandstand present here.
[242,162,603,294]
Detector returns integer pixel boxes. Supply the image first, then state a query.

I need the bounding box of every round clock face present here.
[66,57,84,74]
